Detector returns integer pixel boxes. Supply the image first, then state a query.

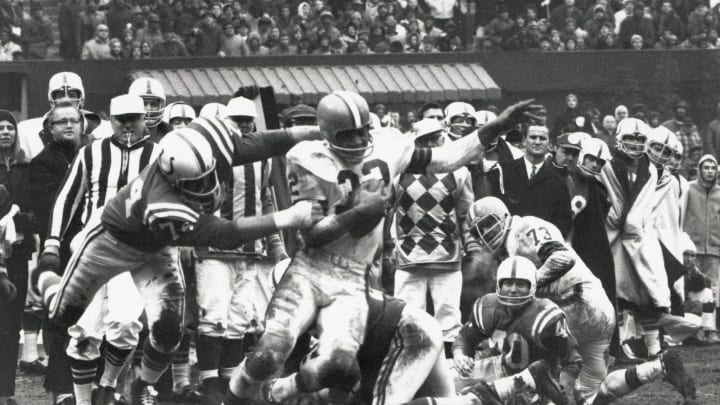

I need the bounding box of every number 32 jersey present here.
[286,128,418,264]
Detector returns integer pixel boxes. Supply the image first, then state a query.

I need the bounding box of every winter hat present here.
[0,110,17,128]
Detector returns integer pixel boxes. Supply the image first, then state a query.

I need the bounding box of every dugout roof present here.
[130,63,501,106]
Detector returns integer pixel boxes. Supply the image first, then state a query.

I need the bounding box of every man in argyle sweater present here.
[392,118,475,357]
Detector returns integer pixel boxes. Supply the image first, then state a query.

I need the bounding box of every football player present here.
[128,77,173,142]
[35,130,322,405]
[226,91,543,404]
[600,118,669,359]
[465,197,696,404]
[444,102,477,140]
[17,71,112,159]
[163,102,196,130]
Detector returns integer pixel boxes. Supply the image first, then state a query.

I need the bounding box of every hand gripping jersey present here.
[462,294,579,373]
[286,127,418,264]
[101,162,226,252]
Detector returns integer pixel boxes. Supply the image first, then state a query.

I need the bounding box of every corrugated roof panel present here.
[355,65,387,103]
[383,65,415,103]
[443,65,473,101]
[133,63,500,106]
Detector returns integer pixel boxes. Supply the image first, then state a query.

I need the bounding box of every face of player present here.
[229,115,255,135]
[499,279,531,298]
[619,134,646,158]
[524,132,550,161]
[415,131,444,148]
[51,88,83,108]
[448,115,476,138]
[700,161,718,183]
[111,113,146,146]
[581,155,604,174]
[554,146,579,168]
[0,120,16,151]
[50,106,82,146]
[334,125,371,163]
[169,117,192,129]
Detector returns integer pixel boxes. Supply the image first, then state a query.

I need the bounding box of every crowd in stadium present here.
[0,70,716,405]
[0,0,719,60]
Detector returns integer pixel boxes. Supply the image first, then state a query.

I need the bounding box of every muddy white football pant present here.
[66,273,144,361]
[394,269,462,343]
[49,226,185,358]
[558,283,615,401]
[369,306,447,405]
[230,249,369,398]
[195,257,268,339]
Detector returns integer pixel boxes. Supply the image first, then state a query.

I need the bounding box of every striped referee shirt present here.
[44,136,159,249]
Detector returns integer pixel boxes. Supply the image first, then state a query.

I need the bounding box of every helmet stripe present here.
[510,257,517,279]
[334,92,362,129]
[175,130,207,172]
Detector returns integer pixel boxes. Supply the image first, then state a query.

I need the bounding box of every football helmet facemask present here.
[646,125,677,167]
[48,72,85,109]
[615,118,650,159]
[467,197,511,254]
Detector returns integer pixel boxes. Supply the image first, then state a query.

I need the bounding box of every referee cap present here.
[110,94,145,116]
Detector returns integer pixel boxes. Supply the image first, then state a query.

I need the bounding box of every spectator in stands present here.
[273,32,295,54]
[677,118,704,167]
[139,40,151,57]
[81,23,112,59]
[0,29,21,60]
[553,93,581,136]
[615,104,629,121]
[291,2,312,29]
[150,26,189,57]
[614,0,634,34]
[58,0,82,60]
[630,33,644,49]
[135,13,163,49]
[169,0,194,37]
[218,20,245,56]
[108,37,124,58]
[196,11,222,56]
[340,22,358,50]
[22,5,53,60]
[656,0,685,41]
[245,31,268,55]
[485,4,515,48]
[584,4,612,44]
[385,13,406,43]
[79,0,106,44]
[619,1,655,48]
[597,114,617,146]
[687,1,714,46]
[422,14,444,40]
[106,0,133,40]
[425,0,455,28]
[550,0,584,32]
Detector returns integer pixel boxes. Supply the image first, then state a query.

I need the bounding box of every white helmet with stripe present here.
[317,90,373,164]
[646,125,677,166]
[668,134,684,173]
[444,101,477,139]
[615,117,650,159]
[474,110,497,129]
[128,77,166,127]
[158,128,221,214]
[199,102,228,119]
[577,137,612,176]
[48,72,85,108]
[467,196,511,254]
[496,256,537,307]
[164,102,197,129]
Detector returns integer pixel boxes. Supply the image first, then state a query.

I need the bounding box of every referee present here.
[38,94,160,405]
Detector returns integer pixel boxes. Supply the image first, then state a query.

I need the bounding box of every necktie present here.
[530,165,537,180]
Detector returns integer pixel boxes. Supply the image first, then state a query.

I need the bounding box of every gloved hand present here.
[0,273,16,303]
[234,84,260,100]
[453,351,474,378]
[31,246,61,295]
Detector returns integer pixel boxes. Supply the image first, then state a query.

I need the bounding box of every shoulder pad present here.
[144,202,200,227]
[286,140,341,183]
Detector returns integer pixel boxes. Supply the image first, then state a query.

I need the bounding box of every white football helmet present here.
[444,102,477,139]
[496,256,537,307]
[317,90,373,164]
[128,77,166,127]
[164,102,196,128]
[467,197,511,254]
[577,137,612,176]
[158,128,221,214]
[474,110,497,129]
[48,72,85,108]
[646,125,677,166]
[199,102,228,119]
[668,134,684,174]
[615,118,650,159]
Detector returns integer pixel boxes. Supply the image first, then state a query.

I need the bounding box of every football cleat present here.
[660,351,696,400]
[131,379,159,405]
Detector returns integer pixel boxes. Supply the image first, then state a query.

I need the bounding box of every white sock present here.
[55,393,74,404]
[636,358,664,384]
[492,368,535,400]
[643,330,661,357]
[140,365,166,385]
[73,382,93,405]
[269,375,299,403]
[100,361,125,388]
[172,363,191,393]
[21,331,39,362]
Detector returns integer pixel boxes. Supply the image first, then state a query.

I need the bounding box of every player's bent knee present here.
[403,307,443,352]
[106,319,143,349]
[245,349,285,380]
[150,309,183,352]
[304,349,360,391]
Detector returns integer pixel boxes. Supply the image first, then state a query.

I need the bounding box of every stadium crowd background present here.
[1,0,720,60]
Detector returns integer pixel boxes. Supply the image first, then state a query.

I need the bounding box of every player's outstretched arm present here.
[419,100,544,174]
[302,179,387,248]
